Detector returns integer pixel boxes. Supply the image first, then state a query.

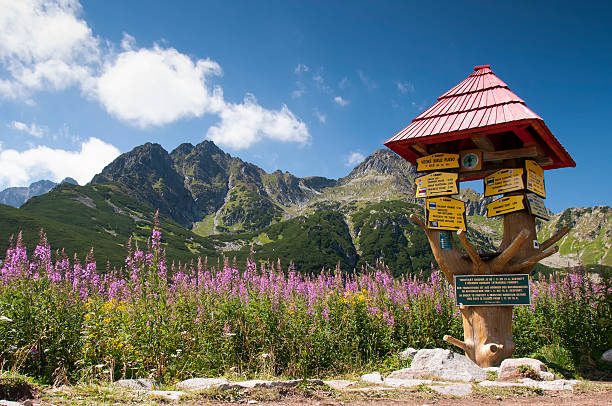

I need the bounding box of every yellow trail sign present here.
[486,195,525,218]
[426,196,466,231]
[484,168,524,197]
[526,193,550,220]
[416,153,460,171]
[415,172,459,198]
[525,160,546,198]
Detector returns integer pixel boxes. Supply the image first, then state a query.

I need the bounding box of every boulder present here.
[114,378,158,390]
[498,358,548,381]
[399,347,418,360]
[428,383,472,396]
[361,372,383,384]
[176,377,228,391]
[383,378,433,387]
[388,349,486,382]
[602,349,612,363]
[147,390,186,401]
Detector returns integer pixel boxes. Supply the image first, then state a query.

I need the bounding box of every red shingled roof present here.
[384,65,575,170]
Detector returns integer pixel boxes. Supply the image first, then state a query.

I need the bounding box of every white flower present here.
[0,316,12,322]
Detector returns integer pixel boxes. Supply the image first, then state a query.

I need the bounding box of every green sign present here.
[454,274,530,306]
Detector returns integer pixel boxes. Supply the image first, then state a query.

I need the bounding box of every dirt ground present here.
[183,391,612,406]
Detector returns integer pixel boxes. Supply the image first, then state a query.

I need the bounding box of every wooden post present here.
[410,212,570,367]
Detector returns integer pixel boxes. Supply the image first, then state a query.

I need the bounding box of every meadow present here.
[0,222,610,385]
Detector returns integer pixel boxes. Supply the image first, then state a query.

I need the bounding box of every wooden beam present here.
[483,145,538,162]
[471,134,495,152]
[459,169,497,181]
[411,142,428,156]
[536,156,554,167]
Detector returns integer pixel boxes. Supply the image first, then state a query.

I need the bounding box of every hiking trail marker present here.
[384,65,575,368]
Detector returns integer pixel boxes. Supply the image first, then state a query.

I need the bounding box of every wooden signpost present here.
[484,169,524,197]
[415,172,459,198]
[486,195,525,218]
[426,196,467,231]
[384,65,575,367]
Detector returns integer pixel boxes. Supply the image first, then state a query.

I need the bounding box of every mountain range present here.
[1,141,609,274]
[0,177,78,207]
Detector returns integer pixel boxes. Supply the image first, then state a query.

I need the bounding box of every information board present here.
[426,196,466,231]
[484,168,524,197]
[415,172,459,198]
[454,274,531,306]
[416,153,460,171]
[525,193,550,220]
[525,160,546,198]
[486,195,525,218]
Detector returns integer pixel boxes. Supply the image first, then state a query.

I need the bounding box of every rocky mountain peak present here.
[344,149,416,180]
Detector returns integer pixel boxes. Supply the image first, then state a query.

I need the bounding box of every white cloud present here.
[1,1,311,150]
[294,63,309,74]
[206,94,310,150]
[338,77,349,89]
[291,89,305,99]
[94,44,223,128]
[313,109,326,124]
[313,74,331,93]
[0,137,120,188]
[334,96,349,106]
[397,80,415,94]
[0,0,99,99]
[9,120,46,137]
[357,70,377,89]
[345,152,365,167]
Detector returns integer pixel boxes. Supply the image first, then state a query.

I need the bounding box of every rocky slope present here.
[0,178,77,207]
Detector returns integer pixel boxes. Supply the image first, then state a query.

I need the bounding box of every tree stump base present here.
[410,211,570,367]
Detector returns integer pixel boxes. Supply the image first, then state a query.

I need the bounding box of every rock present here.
[498,358,548,381]
[323,380,358,390]
[537,379,578,391]
[361,372,383,384]
[176,377,229,391]
[147,390,186,401]
[428,383,472,396]
[540,371,555,381]
[383,378,433,387]
[479,379,578,391]
[219,379,324,391]
[602,349,612,363]
[114,378,158,390]
[388,349,486,382]
[0,401,22,406]
[399,347,418,360]
[483,366,500,373]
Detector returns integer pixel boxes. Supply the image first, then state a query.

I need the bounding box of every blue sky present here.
[0,0,610,212]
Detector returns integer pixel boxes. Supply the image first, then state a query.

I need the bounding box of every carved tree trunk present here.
[411,211,569,367]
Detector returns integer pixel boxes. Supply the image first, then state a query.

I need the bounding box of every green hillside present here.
[1,183,217,267]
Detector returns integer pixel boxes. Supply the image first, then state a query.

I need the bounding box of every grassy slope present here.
[1,183,217,267]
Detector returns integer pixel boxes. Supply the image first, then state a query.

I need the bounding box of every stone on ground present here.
[219,378,324,390]
[176,377,228,391]
[498,357,548,381]
[147,390,186,400]
[388,348,486,382]
[428,383,472,396]
[383,378,433,387]
[361,372,383,384]
[602,349,612,363]
[479,379,579,391]
[114,378,158,390]
[0,401,22,406]
[399,347,418,360]
[323,380,358,390]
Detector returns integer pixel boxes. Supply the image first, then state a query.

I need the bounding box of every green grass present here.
[192,213,216,237]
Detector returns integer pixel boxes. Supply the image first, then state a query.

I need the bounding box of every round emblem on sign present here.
[462,152,479,170]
